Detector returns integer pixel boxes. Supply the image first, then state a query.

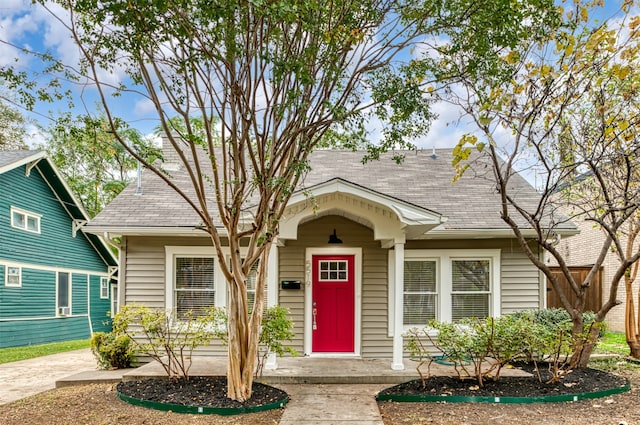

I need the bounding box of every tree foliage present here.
[17,0,562,400]
[450,1,640,367]
[44,113,161,217]
[0,98,28,150]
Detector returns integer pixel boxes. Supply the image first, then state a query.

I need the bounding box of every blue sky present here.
[0,0,631,160]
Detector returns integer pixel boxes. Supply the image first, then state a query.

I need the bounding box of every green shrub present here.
[256,305,298,377]
[90,331,135,370]
[112,304,227,379]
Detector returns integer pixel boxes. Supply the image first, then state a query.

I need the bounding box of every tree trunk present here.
[625,275,640,359]
[569,318,601,368]
[225,245,270,402]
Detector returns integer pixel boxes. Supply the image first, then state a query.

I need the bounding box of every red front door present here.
[312,255,355,352]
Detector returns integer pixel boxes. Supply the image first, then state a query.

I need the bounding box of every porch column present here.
[265,241,279,370]
[267,241,279,307]
[392,241,405,370]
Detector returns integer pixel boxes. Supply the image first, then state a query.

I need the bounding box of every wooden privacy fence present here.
[547,266,603,313]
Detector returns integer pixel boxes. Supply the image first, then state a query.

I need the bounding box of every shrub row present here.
[405,309,604,388]
[90,305,297,379]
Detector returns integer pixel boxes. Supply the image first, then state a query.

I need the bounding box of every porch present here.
[120,356,529,384]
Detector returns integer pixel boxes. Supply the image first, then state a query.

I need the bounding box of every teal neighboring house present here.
[0,150,118,348]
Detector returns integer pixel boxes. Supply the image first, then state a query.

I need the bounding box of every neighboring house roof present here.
[0,150,118,267]
[86,148,577,239]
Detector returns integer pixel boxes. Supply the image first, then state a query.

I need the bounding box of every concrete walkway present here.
[0,348,96,405]
[278,384,387,425]
[0,351,531,423]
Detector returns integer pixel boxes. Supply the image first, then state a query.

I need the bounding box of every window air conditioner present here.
[59,307,71,316]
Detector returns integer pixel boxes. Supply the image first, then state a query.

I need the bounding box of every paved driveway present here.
[0,348,96,405]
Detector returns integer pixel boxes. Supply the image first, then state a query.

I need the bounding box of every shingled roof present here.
[86,148,576,238]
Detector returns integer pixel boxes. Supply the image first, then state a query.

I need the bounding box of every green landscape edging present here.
[117,390,289,415]
[376,380,630,404]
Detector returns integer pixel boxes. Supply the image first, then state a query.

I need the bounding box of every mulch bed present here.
[378,362,629,398]
[117,376,288,408]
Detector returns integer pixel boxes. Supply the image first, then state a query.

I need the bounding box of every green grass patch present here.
[595,331,629,355]
[0,339,89,365]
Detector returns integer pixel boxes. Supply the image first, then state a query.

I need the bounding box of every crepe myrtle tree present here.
[450,2,640,367]
[16,0,562,401]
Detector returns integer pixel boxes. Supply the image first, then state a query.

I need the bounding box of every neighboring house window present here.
[451,259,491,322]
[57,272,71,316]
[5,266,22,287]
[100,277,109,299]
[245,261,258,312]
[175,257,215,318]
[403,260,437,326]
[111,285,119,318]
[399,250,500,327]
[10,207,41,234]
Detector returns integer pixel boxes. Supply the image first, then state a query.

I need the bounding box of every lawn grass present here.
[0,339,90,365]
[595,331,629,355]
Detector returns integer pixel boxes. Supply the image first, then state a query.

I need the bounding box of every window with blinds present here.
[403,260,437,326]
[451,259,490,322]
[175,257,215,318]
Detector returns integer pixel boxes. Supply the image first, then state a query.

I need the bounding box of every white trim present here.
[0,314,89,322]
[419,228,579,239]
[100,276,109,299]
[389,248,501,370]
[267,243,279,307]
[86,275,93,334]
[110,284,119,318]
[10,206,41,234]
[0,151,46,174]
[56,271,72,317]
[400,249,501,328]
[165,246,223,312]
[0,259,111,278]
[304,247,362,357]
[392,242,405,370]
[4,264,22,287]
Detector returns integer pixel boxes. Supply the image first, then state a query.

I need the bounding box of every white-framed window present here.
[110,284,119,318]
[5,265,22,287]
[57,271,71,316]
[396,250,500,328]
[451,259,491,322]
[100,277,109,299]
[174,256,216,318]
[165,246,263,318]
[10,207,41,234]
[403,259,438,326]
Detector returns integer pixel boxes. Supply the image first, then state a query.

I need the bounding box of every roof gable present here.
[0,150,117,267]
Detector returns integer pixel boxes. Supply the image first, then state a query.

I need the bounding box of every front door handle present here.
[312,306,318,330]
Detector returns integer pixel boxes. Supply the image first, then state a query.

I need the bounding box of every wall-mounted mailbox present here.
[281,280,301,290]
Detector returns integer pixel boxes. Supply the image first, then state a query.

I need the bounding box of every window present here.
[57,272,71,316]
[100,277,109,299]
[175,257,215,318]
[10,207,41,234]
[111,285,119,318]
[246,261,258,313]
[398,250,500,327]
[451,259,491,322]
[403,260,437,326]
[318,260,348,281]
[5,266,21,287]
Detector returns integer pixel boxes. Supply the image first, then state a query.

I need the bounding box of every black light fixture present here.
[328,228,343,244]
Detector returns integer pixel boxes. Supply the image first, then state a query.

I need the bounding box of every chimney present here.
[161,131,188,171]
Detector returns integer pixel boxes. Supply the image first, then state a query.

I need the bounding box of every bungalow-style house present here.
[0,150,118,348]
[84,140,577,369]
